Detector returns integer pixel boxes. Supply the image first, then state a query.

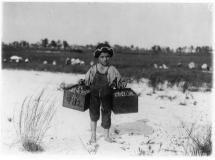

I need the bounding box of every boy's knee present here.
[90,110,100,121]
[101,123,111,129]
[101,117,111,129]
[90,115,99,122]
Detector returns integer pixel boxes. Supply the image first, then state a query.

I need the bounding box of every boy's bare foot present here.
[104,137,115,143]
[89,135,96,144]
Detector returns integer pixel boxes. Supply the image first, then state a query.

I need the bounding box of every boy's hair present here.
[94,43,114,58]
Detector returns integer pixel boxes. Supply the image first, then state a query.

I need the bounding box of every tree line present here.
[2,38,212,55]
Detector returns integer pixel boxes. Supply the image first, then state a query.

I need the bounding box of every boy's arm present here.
[59,82,75,90]
[85,66,96,86]
[59,67,96,89]
[108,66,122,87]
[65,83,76,89]
[59,67,95,89]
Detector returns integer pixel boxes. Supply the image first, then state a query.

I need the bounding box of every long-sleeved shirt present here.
[85,64,121,87]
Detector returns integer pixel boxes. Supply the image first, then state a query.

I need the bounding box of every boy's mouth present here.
[102,62,108,66]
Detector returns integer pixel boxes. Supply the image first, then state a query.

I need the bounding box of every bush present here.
[148,72,164,93]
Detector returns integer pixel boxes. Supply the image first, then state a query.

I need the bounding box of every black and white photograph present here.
[1,1,213,157]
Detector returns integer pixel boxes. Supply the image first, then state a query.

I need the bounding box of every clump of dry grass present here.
[14,90,57,152]
[148,73,164,93]
[180,122,212,156]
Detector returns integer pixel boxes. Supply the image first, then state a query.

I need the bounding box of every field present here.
[2,2,213,156]
[1,70,212,155]
[1,48,213,155]
[2,48,213,89]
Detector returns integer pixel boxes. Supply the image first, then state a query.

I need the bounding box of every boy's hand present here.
[120,80,127,88]
[118,79,127,89]
[78,79,85,85]
[59,82,66,90]
[111,78,127,89]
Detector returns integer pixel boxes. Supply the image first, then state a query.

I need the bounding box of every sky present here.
[2,2,213,49]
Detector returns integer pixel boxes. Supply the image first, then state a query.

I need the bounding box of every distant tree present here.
[2,42,8,49]
[113,44,123,53]
[50,40,57,48]
[113,44,122,50]
[62,40,69,49]
[135,46,139,51]
[56,40,62,49]
[151,45,161,54]
[202,46,211,54]
[30,43,36,48]
[207,46,212,54]
[30,42,40,49]
[12,41,20,48]
[166,47,170,52]
[20,41,29,48]
[176,47,183,54]
[182,46,187,53]
[196,46,201,53]
[41,38,49,48]
[190,45,194,53]
[86,44,94,50]
[160,47,170,54]
[195,46,211,55]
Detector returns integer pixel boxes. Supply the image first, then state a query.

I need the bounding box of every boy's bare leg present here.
[104,128,114,143]
[90,121,97,144]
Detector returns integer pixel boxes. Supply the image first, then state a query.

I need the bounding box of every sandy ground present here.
[0,69,212,156]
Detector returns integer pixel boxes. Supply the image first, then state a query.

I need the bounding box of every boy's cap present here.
[94,43,114,58]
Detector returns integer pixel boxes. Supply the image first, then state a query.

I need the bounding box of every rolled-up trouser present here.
[89,89,112,129]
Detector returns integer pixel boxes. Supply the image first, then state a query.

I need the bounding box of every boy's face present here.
[98,52,111,66]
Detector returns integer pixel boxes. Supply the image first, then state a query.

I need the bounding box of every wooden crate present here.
[112,88,138,114]
[62,85,90,112]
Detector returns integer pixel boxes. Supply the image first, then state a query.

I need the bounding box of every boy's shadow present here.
[97,119,154,137]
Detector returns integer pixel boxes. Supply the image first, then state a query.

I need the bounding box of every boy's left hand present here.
[117,79,127,89]
[111,78,128,89]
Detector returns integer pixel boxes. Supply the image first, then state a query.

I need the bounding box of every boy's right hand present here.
[59,82,66,90]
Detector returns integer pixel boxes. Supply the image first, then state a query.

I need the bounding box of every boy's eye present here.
[101,56,110,58]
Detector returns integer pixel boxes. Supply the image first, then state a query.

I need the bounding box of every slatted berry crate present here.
[112,88,138,114]
[63,84,90,112]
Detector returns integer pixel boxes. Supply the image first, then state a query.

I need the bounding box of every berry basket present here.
[112,88,138,114]
[63,84,90,112]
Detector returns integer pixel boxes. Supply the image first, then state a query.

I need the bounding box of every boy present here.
[60,43,122,143]
[85,43,122,144]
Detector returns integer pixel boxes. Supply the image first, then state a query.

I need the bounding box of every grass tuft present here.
[180,122,212,156]
[14,89,57,152]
